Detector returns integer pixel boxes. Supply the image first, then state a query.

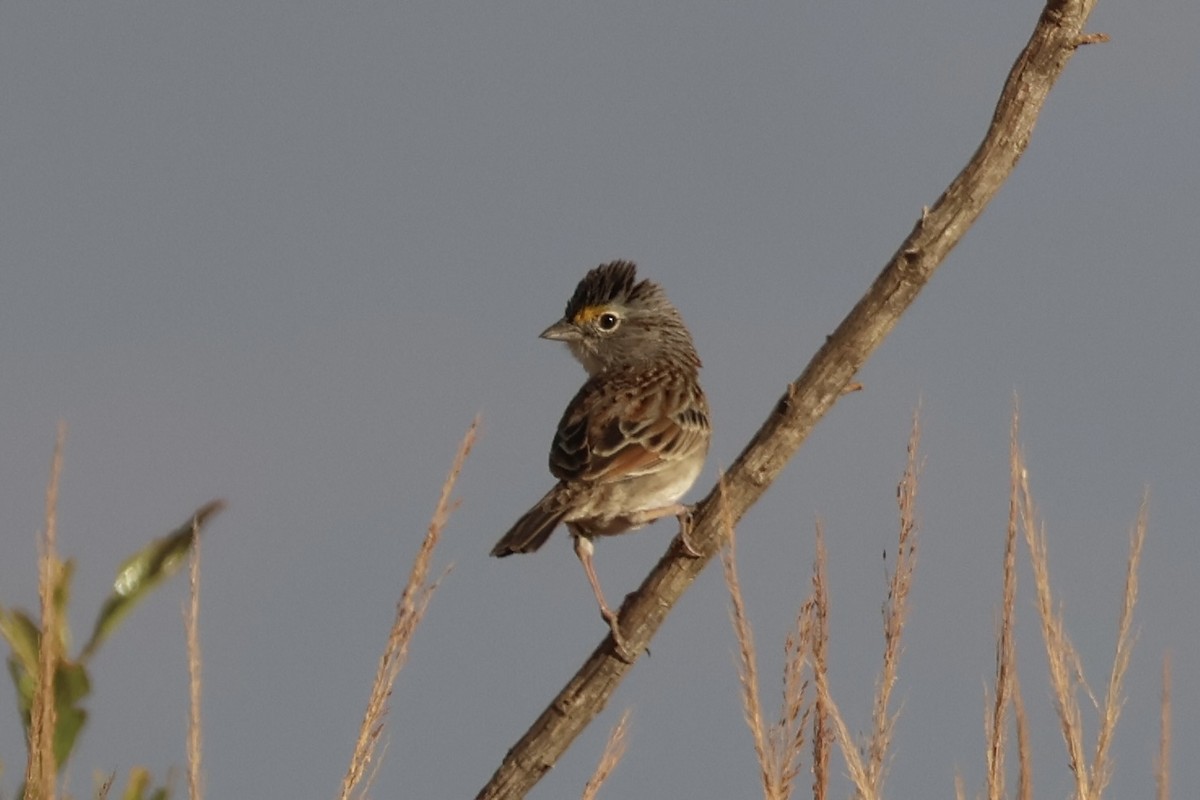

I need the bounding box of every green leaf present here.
[3,610,40,756]
[6,644,36,728]
[52,659,91,767]
[117,765,172,800]
[80,500,224,663]
[121,765,149,800]
[1,615,92,769]
[0,607,41,689]
[53,558,76,654]
[1,558,79,751]
[1,501,222,781]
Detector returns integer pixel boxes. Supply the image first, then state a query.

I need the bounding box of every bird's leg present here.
[623,502,700,556]
[573,534,633,660]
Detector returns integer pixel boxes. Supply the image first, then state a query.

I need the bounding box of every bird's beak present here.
[539,319,581,341]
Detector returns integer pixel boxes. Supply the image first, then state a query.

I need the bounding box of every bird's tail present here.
[491,489,569,557]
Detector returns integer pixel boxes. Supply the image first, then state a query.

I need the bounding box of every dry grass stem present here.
[338,417,478,800]
[1090,492,1148,793]
[815,413,922,800]
[864,410,922,792]
[1157,653,1171,800]
[720,476,818,800]
[26,422,67,800]
[776,603,812,798]
[94,773,114,800]
[1017,437,1148,800]
[580,709,632,800]
[813,671,873,800]
[810,522,830,800]
[1017,455,1089,798]
[1013,674,1031,800]
[184,523,205,800]
[984,408,1023,800]
[718,482,772,796]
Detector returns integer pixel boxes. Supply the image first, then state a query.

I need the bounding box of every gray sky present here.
[2,2,1197,798]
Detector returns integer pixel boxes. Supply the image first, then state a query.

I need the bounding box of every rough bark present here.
[479,2,1106,797]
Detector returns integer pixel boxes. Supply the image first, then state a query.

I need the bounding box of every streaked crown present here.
[563,261,664,324]
[544,261,700,375]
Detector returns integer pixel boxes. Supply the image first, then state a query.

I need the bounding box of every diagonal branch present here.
[478,2,1105,796]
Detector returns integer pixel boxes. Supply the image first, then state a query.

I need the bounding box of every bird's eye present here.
[598,312,620,331]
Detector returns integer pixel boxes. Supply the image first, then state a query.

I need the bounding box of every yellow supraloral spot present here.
[573,305,610,325]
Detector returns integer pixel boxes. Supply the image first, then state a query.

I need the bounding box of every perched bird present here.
[491,261,711,649]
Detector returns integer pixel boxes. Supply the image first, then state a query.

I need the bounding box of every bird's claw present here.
[601,608,636,663]
[675,507,701,557]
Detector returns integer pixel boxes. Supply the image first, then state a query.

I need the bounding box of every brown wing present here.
[549,366,709,485]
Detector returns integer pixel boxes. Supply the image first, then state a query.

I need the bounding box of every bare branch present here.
[478,1,1105,794]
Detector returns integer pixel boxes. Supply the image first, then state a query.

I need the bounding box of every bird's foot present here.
[601,607,636,663]
[675,506,702,558]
